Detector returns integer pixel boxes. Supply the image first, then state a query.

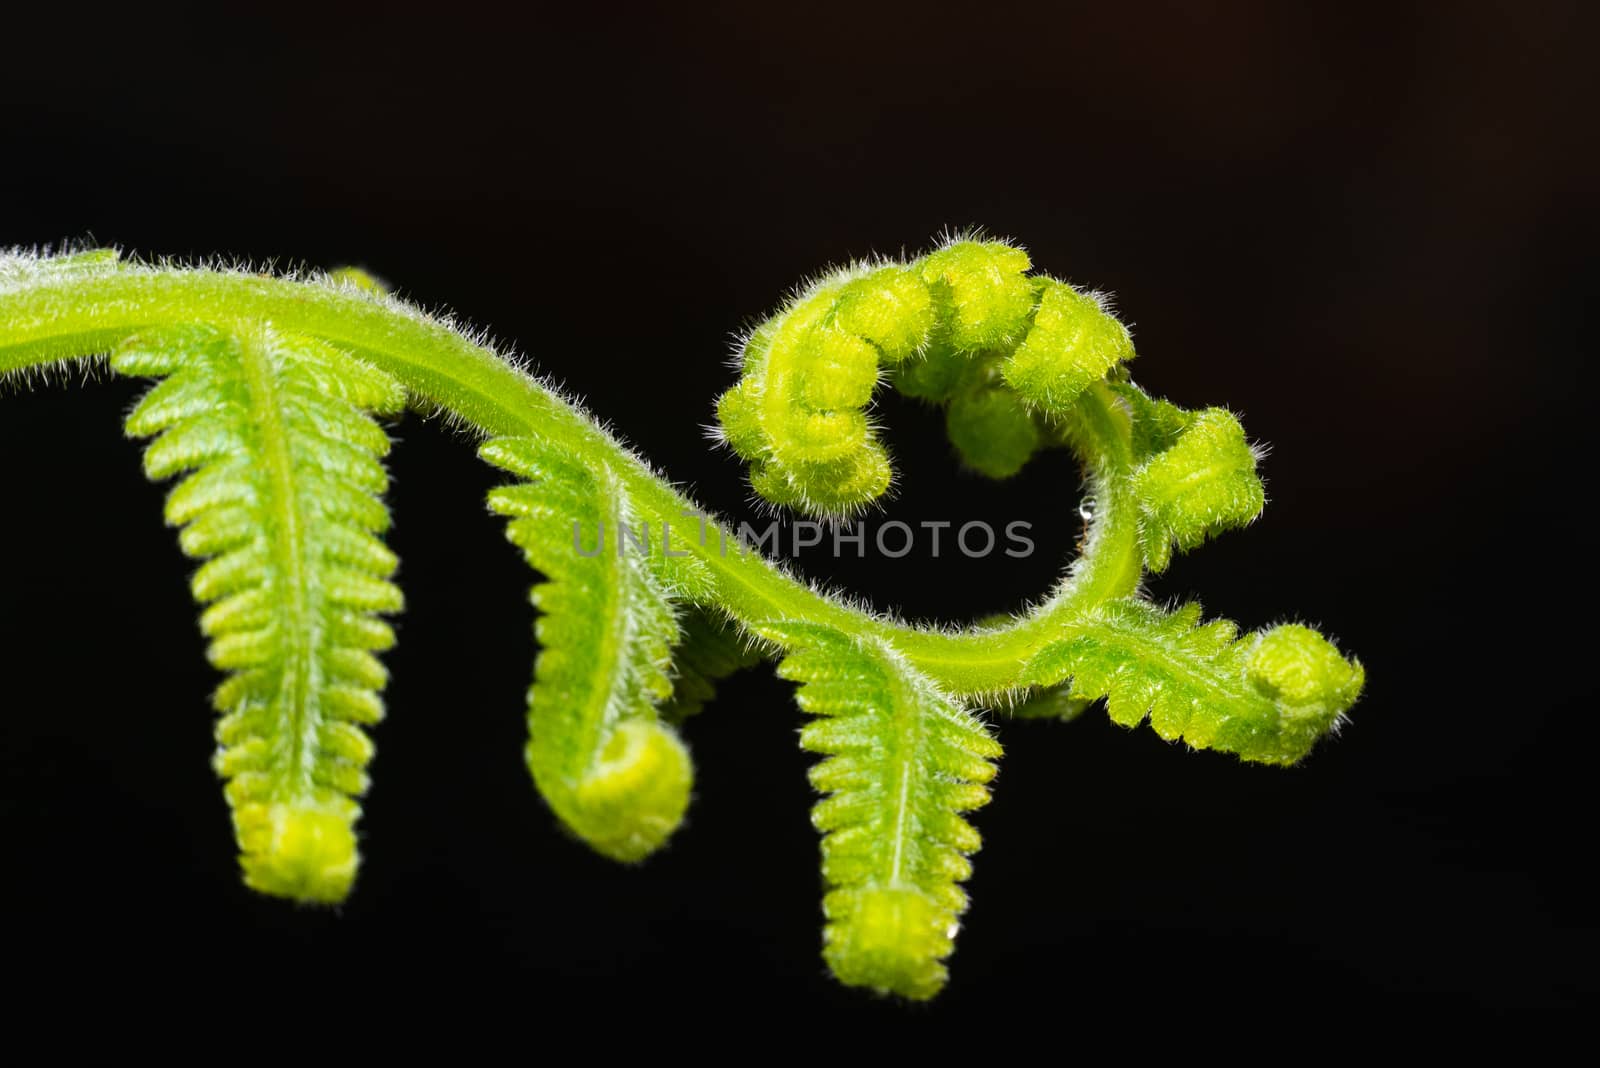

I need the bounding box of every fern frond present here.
[112,321,406,903]
[1022,600,1364,765]
[760,622,1002,1000]
[482,436,692,862]
[1,238,1369,1000]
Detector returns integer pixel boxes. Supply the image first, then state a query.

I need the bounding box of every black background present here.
[1,1,1591,1034]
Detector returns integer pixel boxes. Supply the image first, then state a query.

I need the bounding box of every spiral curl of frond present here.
[0,234,1367,1000]
[482,435,697,862]
[716,238,1139,514]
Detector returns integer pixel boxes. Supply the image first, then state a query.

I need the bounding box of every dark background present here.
[1,1,1591,1033]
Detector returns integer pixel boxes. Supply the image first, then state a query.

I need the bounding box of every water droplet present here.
[1078,502,1095,521]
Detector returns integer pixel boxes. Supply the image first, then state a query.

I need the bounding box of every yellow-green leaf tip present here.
[566,720,693,864]
[1248,624,1365,719]
[235,802,359,904]
[824,886,954,1000]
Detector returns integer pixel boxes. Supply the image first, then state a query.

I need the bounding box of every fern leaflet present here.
[112,321,406,903]
[761,621,1002,1000]
[482,436,693,862]
[1022,600,1365,765]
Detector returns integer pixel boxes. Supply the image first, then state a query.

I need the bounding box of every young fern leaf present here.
[761,621,1002,1000]
[1021,600,1364,765]
[716,238,1137,512]
[112,322,406,903]
[0,234,1368,999]
[1108,383,1268,572]
[481,436,692,862]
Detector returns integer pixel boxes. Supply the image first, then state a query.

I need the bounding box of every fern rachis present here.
[0,237,1364,998]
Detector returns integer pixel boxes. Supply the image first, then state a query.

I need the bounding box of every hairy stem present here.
[0,245,1365,996]
[0,266,1138,693]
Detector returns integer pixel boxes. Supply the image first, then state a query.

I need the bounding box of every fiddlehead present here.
[112,320,405,902]
[0,233,1365,999]
[715,238,1138,512]
[713,237,1269,583]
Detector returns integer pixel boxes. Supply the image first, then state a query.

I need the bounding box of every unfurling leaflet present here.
[481,436,699,862]
[1022,600,1364,765]
[763,622,1002,999]
[113,322,405,903]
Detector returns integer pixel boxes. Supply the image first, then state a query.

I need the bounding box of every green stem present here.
[0,266,1142,695]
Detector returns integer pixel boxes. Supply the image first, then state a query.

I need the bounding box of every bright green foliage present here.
[763,622,1001,999]
[0,236,1365,1001]
[112,321,405,903]
[946,383,1043,478]
[919,241,1035,352]
[1132,409,1266,572]
[482,436,693,862]
[1103,381,1267,572]
[1023,601,1364,765]
[716,237,1139,513]
[716,279,899,515]
[1003,280,1134,409]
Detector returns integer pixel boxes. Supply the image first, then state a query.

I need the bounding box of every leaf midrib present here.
[238,326,322,799]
